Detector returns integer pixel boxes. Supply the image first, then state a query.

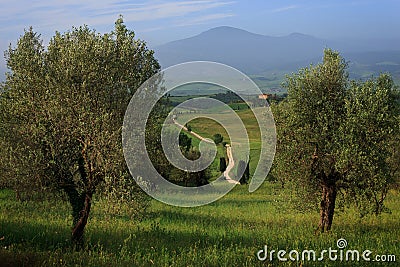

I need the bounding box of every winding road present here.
[223,144,240,184]
[173,119,214,144]
[173,118,240,184]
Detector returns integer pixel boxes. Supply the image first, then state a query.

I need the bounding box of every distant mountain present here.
[154,26,331,74]
[154,26,400,82]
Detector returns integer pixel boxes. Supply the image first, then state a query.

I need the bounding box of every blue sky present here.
[0,0,399,52]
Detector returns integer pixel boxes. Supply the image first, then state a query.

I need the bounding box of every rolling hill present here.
[154,26,331,74]
[154,26,400,91]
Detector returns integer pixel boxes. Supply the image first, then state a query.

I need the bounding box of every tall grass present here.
[1,183,399,266]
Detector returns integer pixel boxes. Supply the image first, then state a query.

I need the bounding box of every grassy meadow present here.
[1,183,399,266]
[1,101,399,266]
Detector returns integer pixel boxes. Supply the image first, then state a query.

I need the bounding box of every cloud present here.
[0,0,236,33]
[0,0,236,62]
[101,1,235,22]
[141,12,234,33]
[174,12,235,27]
[271,5,298,13]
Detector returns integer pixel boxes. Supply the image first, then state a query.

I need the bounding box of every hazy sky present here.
[0,0,399,53]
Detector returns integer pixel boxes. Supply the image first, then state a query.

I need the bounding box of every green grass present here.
[1,185,399,266]
[183,108,264,178]
[228,102,250,111]
[1,100,398,266]
[179,128,227,179]
[169,84,227,96]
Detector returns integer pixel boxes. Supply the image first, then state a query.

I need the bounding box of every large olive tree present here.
[0,17,160,242]
[273,49,399,232]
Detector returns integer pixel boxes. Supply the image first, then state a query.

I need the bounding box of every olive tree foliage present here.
[179,132,192,152]
[212,133,223,145]
[272,49,399,232]
[339,76,400,216]
[147,123,210,187]
[0,17,160,242]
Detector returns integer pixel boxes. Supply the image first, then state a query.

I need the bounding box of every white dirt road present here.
[173,119,214,144]
[223,144,240,184]
[173,118,240,184]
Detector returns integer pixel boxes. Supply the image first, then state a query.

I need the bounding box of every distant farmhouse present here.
[258,94,272,100]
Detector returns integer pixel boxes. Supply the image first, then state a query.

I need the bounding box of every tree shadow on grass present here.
[1,214,260,266]
[2,207,399,266]
[0,219,73,266]
[87,208,271,254]
[0,248,44,267]
[0,220,71,248]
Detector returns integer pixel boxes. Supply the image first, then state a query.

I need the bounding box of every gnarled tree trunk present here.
[71,191,93,243]
[62,184,91,244]
[62,155,94,245]
[70,154,94,244]
[318,175,337,232]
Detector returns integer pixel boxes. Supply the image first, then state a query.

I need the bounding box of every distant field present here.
[169,84,227,96]
[179,119,228,179]
[167,78,288,97]
[167,71,400,98]
[160,94,266,180]
[176,107,264,180]
[249,73,287,94]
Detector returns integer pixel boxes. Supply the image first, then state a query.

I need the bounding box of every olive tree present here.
[273,49,399,232]
[179,132,192,152]
[213,133,223,145]
[339,76,400,216]
[0,17,160,242]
